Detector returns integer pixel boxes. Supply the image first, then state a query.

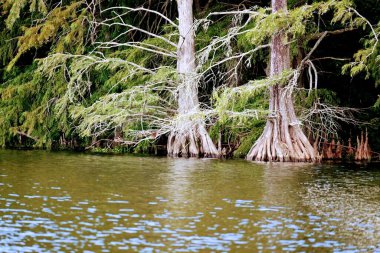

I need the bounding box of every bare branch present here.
[102,6,178,28]
[97,19,178,48]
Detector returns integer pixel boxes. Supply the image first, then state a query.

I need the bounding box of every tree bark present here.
[246,0,316,162]
[167,0,219,158]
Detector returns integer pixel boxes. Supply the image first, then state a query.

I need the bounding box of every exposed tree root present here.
[303,131,374,161]
[247,121,316,162]
[167,122,220,158]
[355,130,372,160]
[247,88,317,162]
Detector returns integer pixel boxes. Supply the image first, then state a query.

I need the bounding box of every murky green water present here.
[0,150,379,252]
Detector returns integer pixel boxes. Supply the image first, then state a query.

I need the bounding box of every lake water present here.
[0,150,379,252]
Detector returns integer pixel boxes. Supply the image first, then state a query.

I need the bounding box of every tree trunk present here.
[167,0,219,158]
[246,0,316,162]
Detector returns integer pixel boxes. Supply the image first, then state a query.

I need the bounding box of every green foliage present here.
[0,64,73,148]
[71,84,171,138]
[35,41,177,141]
[0,0,180,150]
[233,122,265,158]
[240,0,356,49]
[1,0,380,155]
[342,21,380,85]
[5,1,86,70]
[375,96,380,108]
[134,139,154,154]
[3,0,47,29]
[295,88,340,109]
[214,70,293,123]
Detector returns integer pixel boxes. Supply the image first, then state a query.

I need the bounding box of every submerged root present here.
[167,123,220,158]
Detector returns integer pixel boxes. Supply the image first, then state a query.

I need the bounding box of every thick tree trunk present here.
[167,0,219,158]
[246,0,316,162]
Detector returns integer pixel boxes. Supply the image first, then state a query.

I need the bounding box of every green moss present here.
[134,139,155,154]
[233,122,265,158]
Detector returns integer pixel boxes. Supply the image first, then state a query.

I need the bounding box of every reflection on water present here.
[0,150,379,252]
